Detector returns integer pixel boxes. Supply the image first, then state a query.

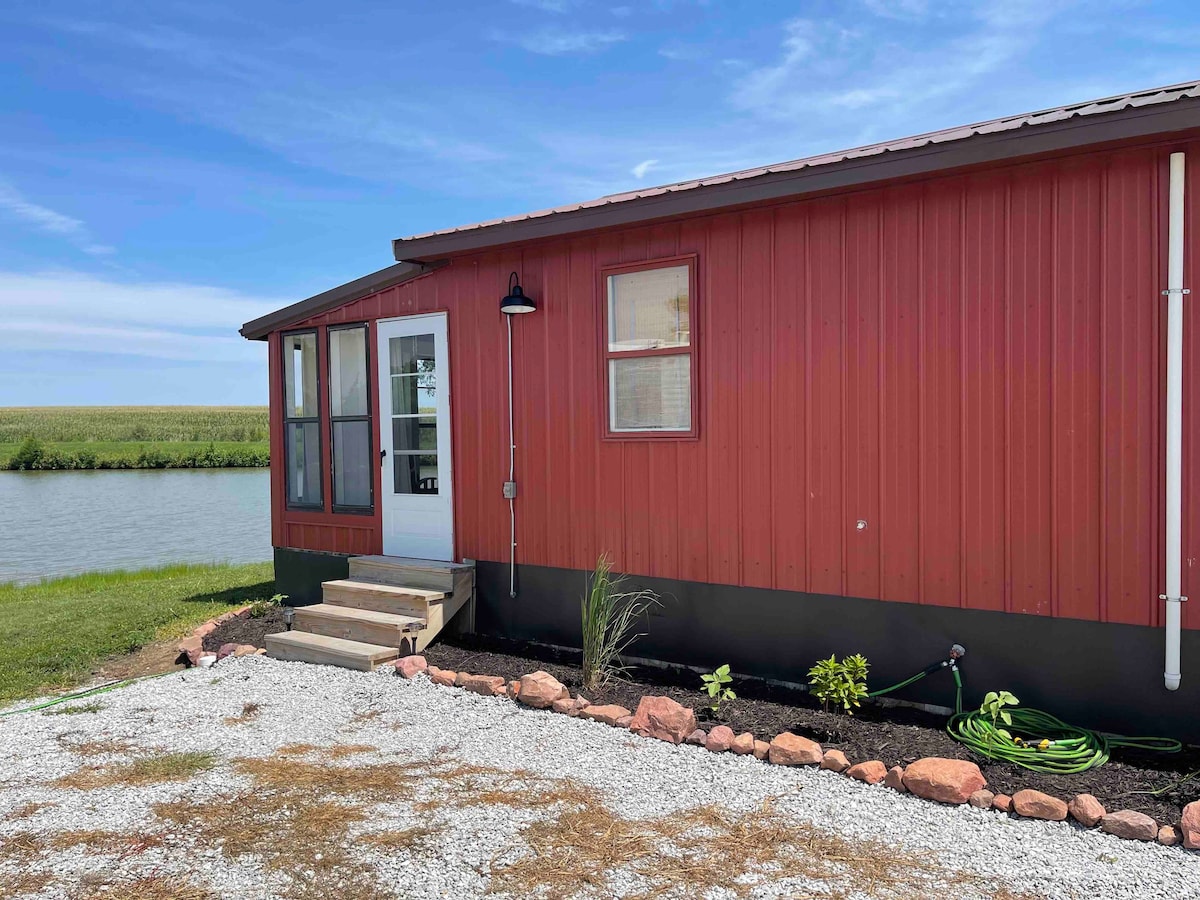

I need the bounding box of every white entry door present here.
[377,314,453,560]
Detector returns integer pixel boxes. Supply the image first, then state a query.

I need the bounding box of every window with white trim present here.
[603,260,695,436]
[283,331,323,508]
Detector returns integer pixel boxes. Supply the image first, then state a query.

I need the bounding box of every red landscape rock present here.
[753,740,770,761]
[685,728,707,746]
[615,715,633,729]
[453,671,472,687]
[1068,793,1106,828]
[1101,810,1158,842]
[629,696,697,745]
[428,666,457,687]
[507,679,521,699]
[992,794,1012,813]
[517,671,570,709]
[705,725,735,752]
[1159,825,1182,846]
[394,655,428,679]
[730,732,755,755]
[820,749,850,773]
[901,758,986,805]
[1182,800,1200,849]
[968,789,995,809]
[768,732,823,766]
[461,674,506,697]
[177,635,204,666]
[231,644,257,658]
[1012,789,1068,821]
[551,697,590,716]
[884,766,907,792]
[216,642,239,661]
[579,704,631,726]
[847,760,888,784]
[193,621,218,639]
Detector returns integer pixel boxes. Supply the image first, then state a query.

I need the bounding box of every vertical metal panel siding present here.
[279,140,1197,628]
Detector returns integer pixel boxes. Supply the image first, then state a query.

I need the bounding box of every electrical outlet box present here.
[502,481,518,499]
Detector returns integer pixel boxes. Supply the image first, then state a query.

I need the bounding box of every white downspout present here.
[1164,151,1188,691]
[506,314,517,599]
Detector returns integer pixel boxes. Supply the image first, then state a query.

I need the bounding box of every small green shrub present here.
[980,690,1019,746]
[808,653,870,715]
[249,593,287,619]
[700,664,736,714]
[10,436,46,470]
[580,554,659,692]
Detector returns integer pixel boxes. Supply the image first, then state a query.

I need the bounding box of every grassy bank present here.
[0,406,269,470]
[0,562,274,705]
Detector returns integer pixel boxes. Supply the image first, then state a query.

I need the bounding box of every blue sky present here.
[0,0,1195,405]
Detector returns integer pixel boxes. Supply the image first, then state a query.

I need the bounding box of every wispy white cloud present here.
[0,181,115,257]
[0,271,280,363]
[631,159,659,179]
[495,27,627,55]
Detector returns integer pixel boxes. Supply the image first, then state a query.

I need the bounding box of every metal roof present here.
[392,80,1200,261]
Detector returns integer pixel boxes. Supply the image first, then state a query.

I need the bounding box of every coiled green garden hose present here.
[0,670,176,719]
[947,705,1182,774]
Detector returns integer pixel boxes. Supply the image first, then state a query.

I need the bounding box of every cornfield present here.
[0,407,269,444]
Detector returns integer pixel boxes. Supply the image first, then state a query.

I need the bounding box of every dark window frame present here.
[327,322,375,514]
[599,254,700,441]
[281,328,325,511]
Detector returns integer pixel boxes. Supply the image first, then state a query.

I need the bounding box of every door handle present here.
[380,449,387,461]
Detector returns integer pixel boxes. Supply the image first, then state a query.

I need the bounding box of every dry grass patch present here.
[5,801,54,820]
[276,742,322,756]
[0,830,43,864]
[0,870,53,898]
[327,743,379,759]
[361,826,439,852]
[56,734,135,757]
[223,701,262,725]
[55,750,216,789]
[50,828,167,860]
[69,874,215,900]
[488,796,1042,900]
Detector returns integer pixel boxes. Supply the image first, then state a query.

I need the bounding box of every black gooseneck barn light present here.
[500,271,536,314]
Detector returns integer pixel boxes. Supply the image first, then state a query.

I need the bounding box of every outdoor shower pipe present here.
[1164,151,1188,692]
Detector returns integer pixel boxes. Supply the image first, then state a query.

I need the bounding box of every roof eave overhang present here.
[239,260,448,341]
[392,98,1200,263]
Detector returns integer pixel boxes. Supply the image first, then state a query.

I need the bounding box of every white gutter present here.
[1164,151,1188,692]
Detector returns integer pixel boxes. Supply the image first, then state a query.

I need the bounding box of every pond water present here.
[0,468,271,584]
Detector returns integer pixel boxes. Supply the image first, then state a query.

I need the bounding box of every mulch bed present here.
[208,610,1200,823]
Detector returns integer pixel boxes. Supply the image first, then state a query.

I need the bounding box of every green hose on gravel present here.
[947,705,1182,774]
[0,670,177,719]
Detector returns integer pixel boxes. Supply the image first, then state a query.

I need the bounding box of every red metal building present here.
[243,83,1200,738]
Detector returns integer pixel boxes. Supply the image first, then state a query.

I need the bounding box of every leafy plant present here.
[808,653,870,715]
[249,593,287,619]
[580,554,660,692]
[980,690,1019,745]
[700,664,736,714]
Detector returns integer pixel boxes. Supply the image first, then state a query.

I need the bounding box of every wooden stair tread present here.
[264,631,400,671]
[322,579,445,601]
[294,603,424,630]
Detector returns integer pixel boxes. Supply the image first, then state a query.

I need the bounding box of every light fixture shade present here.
[501,272,536,314]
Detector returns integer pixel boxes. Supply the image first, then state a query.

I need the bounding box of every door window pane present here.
[286,422,322,505]
[609,354,691,432]
[393,416,437,454]
[330,327,368,417]
[284,333,319,418]
[389,334,436,377]
[332,420,371,508]
[391,375,436,415]
[607,265,690,352]
[393,452,439,495]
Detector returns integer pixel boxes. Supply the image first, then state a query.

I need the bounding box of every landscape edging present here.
[390,654,1200,851]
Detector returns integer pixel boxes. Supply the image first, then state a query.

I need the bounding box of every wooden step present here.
[322,579,444,616]
[264,631,400,671]
[349,555,474,595]
[293,603,424,648]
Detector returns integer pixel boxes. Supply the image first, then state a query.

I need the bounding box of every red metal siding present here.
[275,137,1200,629]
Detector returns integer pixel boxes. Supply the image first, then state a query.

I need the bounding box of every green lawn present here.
[0,562,275,706]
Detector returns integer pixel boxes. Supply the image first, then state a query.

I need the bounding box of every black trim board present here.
[274,547,348,605]
[272,548,1200,743]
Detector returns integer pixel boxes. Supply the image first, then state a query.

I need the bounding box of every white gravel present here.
[1,656,1198,899]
